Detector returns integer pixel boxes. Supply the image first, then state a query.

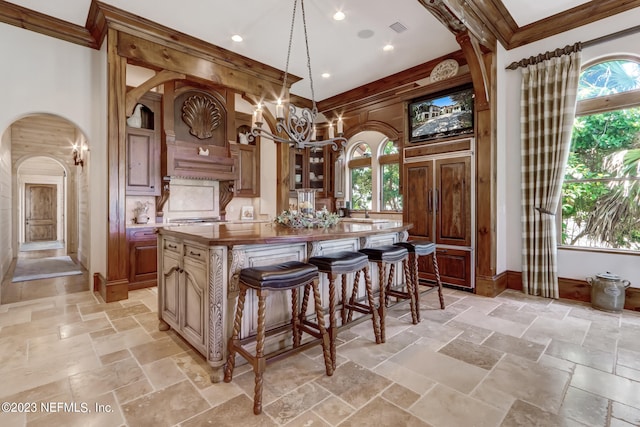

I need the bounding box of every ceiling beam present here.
[0,0,97,48]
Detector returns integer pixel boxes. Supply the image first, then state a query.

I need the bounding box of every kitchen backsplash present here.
[163,178,219,222]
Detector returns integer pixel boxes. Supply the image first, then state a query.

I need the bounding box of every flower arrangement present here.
[274,209,340,229]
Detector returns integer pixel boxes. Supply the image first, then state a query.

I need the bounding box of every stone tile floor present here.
[1,274,640,426]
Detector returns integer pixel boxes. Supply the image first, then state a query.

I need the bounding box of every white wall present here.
[0,23,108,278]
[497,11,640,287]
[0,130,11,284]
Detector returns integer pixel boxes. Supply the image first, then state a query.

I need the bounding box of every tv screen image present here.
[409,85,474,142]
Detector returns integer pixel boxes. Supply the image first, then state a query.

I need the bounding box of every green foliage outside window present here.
[350,166,372,210]
[561,59,640,250]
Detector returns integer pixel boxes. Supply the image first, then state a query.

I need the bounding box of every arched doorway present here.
[0,114,91,304]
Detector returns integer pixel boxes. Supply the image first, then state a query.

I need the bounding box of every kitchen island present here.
[157,220,412,382]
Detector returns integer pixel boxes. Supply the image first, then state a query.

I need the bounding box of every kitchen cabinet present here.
[127,227,158,290]
[404,148,473,289]
[159,237,209,355]
[126,92,161,196]
[234,113,260,197]
[290,146,331,198]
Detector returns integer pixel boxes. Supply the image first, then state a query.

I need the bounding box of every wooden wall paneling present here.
[105,28,129,302]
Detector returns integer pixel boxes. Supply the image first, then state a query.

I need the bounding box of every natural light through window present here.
[561,58,640,251]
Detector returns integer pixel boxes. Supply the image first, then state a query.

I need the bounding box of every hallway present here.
[0,244,88,305]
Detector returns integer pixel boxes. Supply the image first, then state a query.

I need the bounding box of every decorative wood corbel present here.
[125,70,186,116]
[418,0,494,106]
[417,0,496,49]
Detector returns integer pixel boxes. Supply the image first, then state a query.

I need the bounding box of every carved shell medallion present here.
[430,59,459,82]
[181,95,222,139]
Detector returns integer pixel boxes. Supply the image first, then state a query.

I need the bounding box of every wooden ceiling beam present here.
[0,0,97,48]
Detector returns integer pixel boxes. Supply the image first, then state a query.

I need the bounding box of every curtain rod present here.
[506,24,640,70]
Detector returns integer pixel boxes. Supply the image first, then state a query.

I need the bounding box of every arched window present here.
[348,142,372,210]
[561,57,640,250]
[379,139,402,211]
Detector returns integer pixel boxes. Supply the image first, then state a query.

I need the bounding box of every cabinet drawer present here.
[184,244,207,263]
[128,228,158,241]
[163,239,182,254]
[418,247,472,289]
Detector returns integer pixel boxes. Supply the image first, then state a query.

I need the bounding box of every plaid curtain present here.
[521,50,581,298]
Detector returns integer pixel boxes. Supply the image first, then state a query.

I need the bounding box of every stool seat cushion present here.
[359,245,408,263]
[308,251,369,274]
[394,240,436,256]
[239,261,318,290]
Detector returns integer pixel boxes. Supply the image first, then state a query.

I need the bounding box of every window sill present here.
[557,245,640,256]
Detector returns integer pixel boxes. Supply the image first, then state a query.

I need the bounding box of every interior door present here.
[25,183,57,242]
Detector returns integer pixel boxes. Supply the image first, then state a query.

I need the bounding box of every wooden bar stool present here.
[223,261,333,415]
[358,245,409,343]
[307,251,382,369]
[394,240,445,323]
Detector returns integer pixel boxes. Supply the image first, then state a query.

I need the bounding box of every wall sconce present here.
[72,144,84,168]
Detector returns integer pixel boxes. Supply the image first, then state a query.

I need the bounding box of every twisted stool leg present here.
[328,273,338,370]
[413,253,422,322]
[224,287,247,383]
[403,257,418,324]
[341,273,348,325]
[291,288,301,347]
[253,290,267,415]
[363,265,382,344]
[347,270,361,323]
[378,261,387,343]
[433,253,445,309]
[311,281,334,376]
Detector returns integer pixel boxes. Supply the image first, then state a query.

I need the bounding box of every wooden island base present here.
[157,220,411,382]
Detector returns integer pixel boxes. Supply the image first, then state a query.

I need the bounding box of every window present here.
[348,142,372,210]
[561,58,640,250]
[379,140,402,211]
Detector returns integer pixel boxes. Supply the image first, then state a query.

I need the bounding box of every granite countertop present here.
[158,220,412,246]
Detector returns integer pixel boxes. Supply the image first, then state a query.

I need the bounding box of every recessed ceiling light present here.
[231,34,243,42]
[333,11,345,21]
[322,73,331,78]
[383,44,394,52]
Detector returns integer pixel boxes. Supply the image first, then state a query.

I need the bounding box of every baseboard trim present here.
[506,270,639,312]
[94,273,128,303]
[475,271,508,298]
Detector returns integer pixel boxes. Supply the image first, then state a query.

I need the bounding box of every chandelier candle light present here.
[248,0,347,151]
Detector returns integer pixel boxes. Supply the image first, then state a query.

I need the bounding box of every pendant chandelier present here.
[248,0,346,151]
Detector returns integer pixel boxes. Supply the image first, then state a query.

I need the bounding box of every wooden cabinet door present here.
[290,148,306,195]
[418,248,472,289]
[435,157,471,246]
[127,228,158,289]
[404,162,433,242]
[126,128,160,196]
[181,256,207,353]
[161,250,181,329]
[235,143,260,197]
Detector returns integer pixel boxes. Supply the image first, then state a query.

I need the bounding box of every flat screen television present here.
[408,84,474,143]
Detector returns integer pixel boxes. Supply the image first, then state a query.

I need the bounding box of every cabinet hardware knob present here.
[189,251,201,257]
[168,244,177,249]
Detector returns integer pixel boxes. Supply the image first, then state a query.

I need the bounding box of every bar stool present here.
[394,240,445,323]
[358,245,409,343]
[223,261,333,415]
[306,251,382,369]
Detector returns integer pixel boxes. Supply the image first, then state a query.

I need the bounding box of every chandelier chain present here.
[300,0,317,111]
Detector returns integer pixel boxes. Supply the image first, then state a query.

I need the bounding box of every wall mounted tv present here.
[408,84,474,143]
